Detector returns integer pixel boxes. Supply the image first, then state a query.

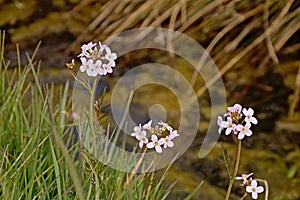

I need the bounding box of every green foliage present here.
[0,33,170,199]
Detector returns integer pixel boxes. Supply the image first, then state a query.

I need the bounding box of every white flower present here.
[108,60,116,68]
[105,46,117,62]
[161,135,174,148]
[220,117,236,135]
[79,57,92,73]
[102,63,113,75]
[236,123,252,140]
[246,180,264,199]
[98,42,107,51]
[158,120,173,131]
[143,120,153,131]
[217,116,224,134]
[228,103,242,113]
[169,130,179,138]
[94,60,104,75]
[86,62,98,77]
[243,108,258,124]
[146,135,164,153]
[78,42,96,58]
[235,173,253,185]
[131,124,145,138]
[136,131,148,148]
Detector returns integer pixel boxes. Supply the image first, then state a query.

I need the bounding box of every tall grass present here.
[0,32,170,199]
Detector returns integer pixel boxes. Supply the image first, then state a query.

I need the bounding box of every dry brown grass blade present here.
[178,0,224,33]
[149,3,177,27]
[275,17,300,51]
[124,148,147,188]
[190,4,265,86]
[180,0,187,24]
[264,0,279,64]
[139,0,164,27]
[111,0,161,35]
[195,1,299,97]
[65,0,121,54]
[224,18,259,53]
[196,23,287,97]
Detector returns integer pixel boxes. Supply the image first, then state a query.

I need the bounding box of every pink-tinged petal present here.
[242,108,247,116]
[238,132,245,140]
[256,186,264,193]
[143,120,152,130]
[167,140,174,147]
[146,142,154,148]
[251,117,258,124]
[251,180,258,187]
[245,123,251,129]
[245,129,252,136]
[155,145,162,153]
[246,186,252,193]
[139,141,144,148]
[248,108,254,115]
[252,192,258,199]
[170,130,179,137]
[218,127,223,134]
[220,121,229,128]
[236,124,243,131]
[158,138,164,145]
[217,116,223,125]
[151,135,158,142]
[225,128,232,135]
[105,46,111,54]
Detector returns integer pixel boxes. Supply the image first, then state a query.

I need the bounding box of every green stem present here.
[225,140,242,200]
[89,79,97,136]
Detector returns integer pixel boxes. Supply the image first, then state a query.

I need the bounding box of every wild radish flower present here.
[246,180,264,199]
[158,120,173,131]
[162,135,174,148]
[236,123,252,140]
[220,117,236,135]
[86,63,98,77]
[102,63,113,75]
[217,104,258,140]
[131,124,145,138]
[169,130,179,138]
[136,131,148,148]
[243,108,258,124]
[142,120,153,131]
[105,47,117,66]
[75,41,117,77]
[217,116,224,134]
[146,135,164,153]
[131,120,178,153]
[78,42,97,58]
[235,173,253,186]
[79,57,92,73]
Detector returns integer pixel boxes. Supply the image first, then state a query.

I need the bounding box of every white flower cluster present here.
[217,104,258,140]
[235,173,264,199]
[78,42,117,77]
[131,120,179,153]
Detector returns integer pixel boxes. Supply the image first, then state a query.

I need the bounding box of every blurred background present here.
[1,0,300,199]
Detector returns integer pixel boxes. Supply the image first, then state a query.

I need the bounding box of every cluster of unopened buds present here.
[217,104,258,140]
[235,173,264,199]
[74,41,117,77]
[131,120,179,153]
